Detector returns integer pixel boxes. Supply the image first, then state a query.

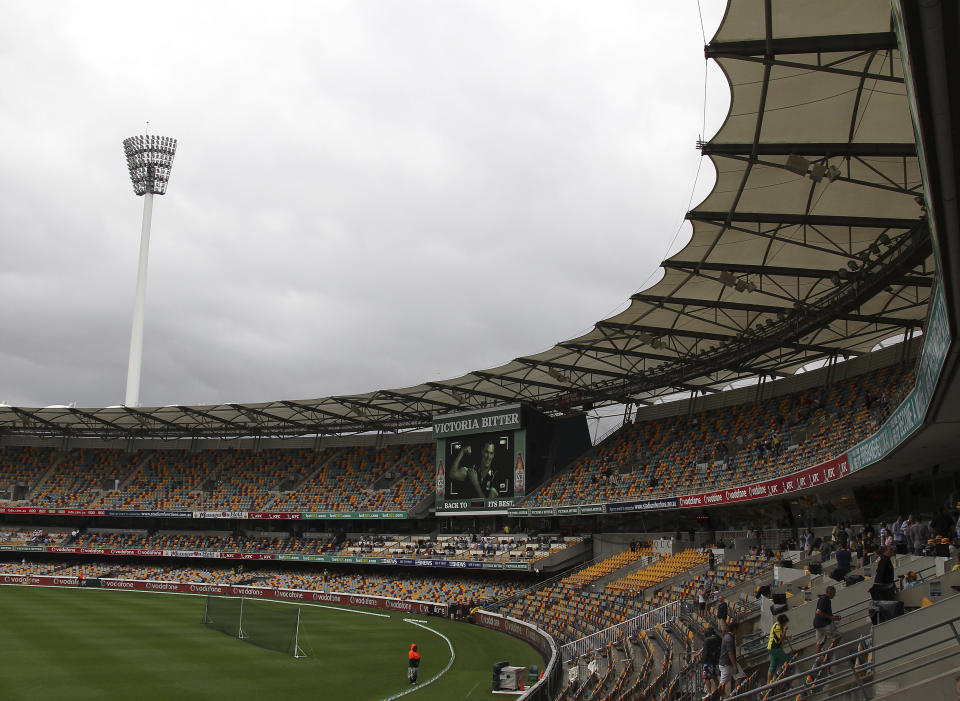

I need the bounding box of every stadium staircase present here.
[588,553,662,590]
[284,451,334,496]
[25,451,67,502]
[635,559,710,603]
[407,493,434,518]
[486,551,613,617]
[530,538,595,574]
[89,452,152,508]
[706,555,960,701]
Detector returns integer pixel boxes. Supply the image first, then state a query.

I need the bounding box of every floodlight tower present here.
[121,134,177,407]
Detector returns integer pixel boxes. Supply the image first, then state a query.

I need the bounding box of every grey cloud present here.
[0,1,728,413]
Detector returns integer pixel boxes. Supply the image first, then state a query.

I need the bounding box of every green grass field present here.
[0,585,542,700]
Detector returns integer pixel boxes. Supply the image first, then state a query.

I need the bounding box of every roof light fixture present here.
[785,154,811,175]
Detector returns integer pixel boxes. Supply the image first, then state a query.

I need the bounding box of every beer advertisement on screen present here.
[444,432,515,501]
[433,404,526,514]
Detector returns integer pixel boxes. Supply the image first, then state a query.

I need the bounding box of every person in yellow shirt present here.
[767,614,790,684]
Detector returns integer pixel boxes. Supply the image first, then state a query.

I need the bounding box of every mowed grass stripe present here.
[0,586,542,700]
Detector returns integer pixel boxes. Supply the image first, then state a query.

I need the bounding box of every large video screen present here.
[444,432,515,500]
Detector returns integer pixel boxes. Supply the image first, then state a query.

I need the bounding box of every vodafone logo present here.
[105,580,135,589]
[679,495,702,506]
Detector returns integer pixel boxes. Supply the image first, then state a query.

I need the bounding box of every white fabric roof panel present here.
[0,0,934,438]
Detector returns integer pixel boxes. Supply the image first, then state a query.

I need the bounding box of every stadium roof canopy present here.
[0,0,934,440]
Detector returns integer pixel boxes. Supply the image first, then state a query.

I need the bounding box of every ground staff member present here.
[767,614,790,684]
[407,643,421,684]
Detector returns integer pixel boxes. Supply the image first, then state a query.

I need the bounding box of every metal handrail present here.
[730,612,960,701]
[743,595,874,658]
[559,599,681,662]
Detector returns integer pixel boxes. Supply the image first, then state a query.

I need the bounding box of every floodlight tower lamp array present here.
[122,133,177,408]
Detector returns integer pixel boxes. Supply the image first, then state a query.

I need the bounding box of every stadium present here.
[2,1,960,700]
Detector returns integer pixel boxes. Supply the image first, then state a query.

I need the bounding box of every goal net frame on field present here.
[202,595,310,658]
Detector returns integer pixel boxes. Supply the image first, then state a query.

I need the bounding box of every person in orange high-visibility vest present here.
[407,643,421,684]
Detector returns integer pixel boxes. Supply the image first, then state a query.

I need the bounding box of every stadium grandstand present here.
[2,1,960,700]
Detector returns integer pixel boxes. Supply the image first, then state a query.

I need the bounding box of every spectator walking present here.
[813,586,841,650]
[767,614,790,684]
[718,620,745,697]
[871,546,896,599]
[701,627,721,697]
[909,518,929,555]
[833,541,853,581]
[892,515,906,553]
[716,595,728,626]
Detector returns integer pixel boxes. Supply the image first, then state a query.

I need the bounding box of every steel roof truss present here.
[67,408,134,436]
[9,406,70,433]
[518,355,639,381]
[425,381,524,407]
[228,404,318,433]
[175,405,255,434]
[470,370,570,395]
[595,319,736,343]
[711,151,917,197]
[687,211,919,230]
[124,406,195,433]
[377,390,461,414]
[705,32,898,58]
[279,401,368,431]
[700,143,915,158]
[710,51,903,85]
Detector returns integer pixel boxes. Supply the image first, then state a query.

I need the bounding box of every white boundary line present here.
[380,618,456,701]
[3,582,465,696]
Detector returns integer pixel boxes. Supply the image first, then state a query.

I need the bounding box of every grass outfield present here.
[0,585,543,700]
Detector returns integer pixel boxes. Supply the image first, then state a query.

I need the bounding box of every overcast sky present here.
[0,1,729,413]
